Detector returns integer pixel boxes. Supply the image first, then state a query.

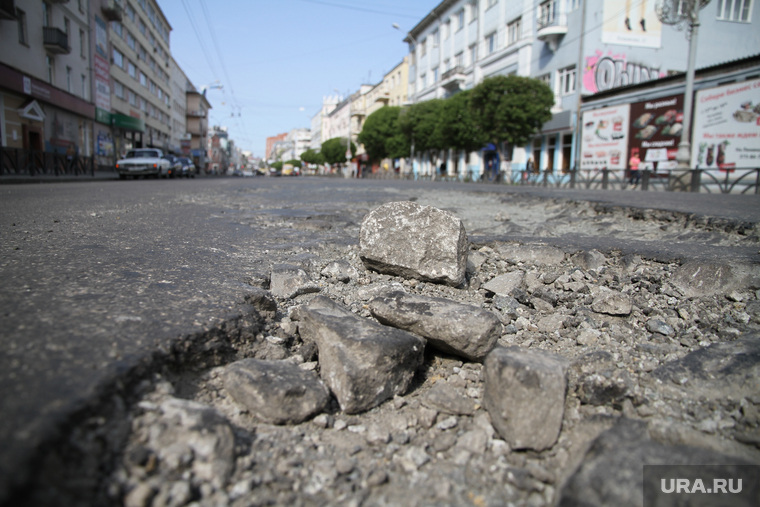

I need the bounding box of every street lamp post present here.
[656,0,709,169]
[392,23,418,176]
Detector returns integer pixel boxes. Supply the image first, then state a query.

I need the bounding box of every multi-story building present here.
[186,86,211,171]
[208,124,228,174]
[265,132,287,161]
[310,95,341,150]
[108,0,172,157]
[284,128,311,161]
[402,0,760,177]
[168,56,188,156]
[0,0,95,159]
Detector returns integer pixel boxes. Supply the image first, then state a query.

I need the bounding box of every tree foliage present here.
[285,159,302,168]
[398,99,445,155]
[321,137,355,166]
[469,75,554,149]
[300,148,325,166]
[435,90,486,154]
[357,106,408,161]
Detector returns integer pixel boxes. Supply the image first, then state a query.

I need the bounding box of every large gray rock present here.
[368,291,501,362]
[222,358,331,424]
[483,347,567,451]
[670,261,737,298]
[359,201,468,287]
[652,334,760,400]
[558,418,759,507]
[292,296,425,414]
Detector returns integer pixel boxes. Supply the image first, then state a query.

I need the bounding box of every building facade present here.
[168,56,188,156]
[107,0,172,158]
[0,0,95,159]
[310,95,341,151]
[402,0,760,178]
[185,87,211,171]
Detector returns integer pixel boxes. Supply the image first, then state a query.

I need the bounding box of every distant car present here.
[116,148,171,179]
[177,157,196,178]
[162,155,183,178]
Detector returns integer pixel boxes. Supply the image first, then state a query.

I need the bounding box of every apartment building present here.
[168,56,188,155]
[107,0,172,157]
[186,86,211,170]
[403,0,760,177]
[310,94,341,151]
[0,0,94,156]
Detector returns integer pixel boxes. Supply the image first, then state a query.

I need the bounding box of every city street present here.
[1,177,758,503]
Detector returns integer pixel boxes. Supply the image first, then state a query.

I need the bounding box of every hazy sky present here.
[160,0,441,157]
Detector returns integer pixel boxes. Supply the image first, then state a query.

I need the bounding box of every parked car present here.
[177,157,197,178]
[115,148,171,179]
[162,155,183,178]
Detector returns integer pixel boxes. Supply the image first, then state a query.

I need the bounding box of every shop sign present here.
[580,104,630,170]
[628,94,684,171]
[691,78,760,171]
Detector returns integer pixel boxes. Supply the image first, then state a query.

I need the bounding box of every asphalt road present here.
[1,176,758,500]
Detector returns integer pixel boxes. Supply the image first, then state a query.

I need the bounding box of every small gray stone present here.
[483,347,568,451]
[482,272,524,296]
[321,260,358,283]
[292,296,425,414]
[359,201,468,287]
[646,319,675,336]
[222,358,331,424]
[369,291,500,361]
[571,249,606,271]
[270,263,320,299]
[591,287,632,316]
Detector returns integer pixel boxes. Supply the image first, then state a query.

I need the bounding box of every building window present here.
[420,38,426,57]
[457,9,465,30]
[112,21,122,38]
[127,32,136,50]
[470,1,479,20]
[486,32,497,54]
[128,61,136,78]
[139,71,147,87]
[16,9,27,45]
[455,51,464,68]
[81,74,87,100]
[538,0,558,28]
[432,29,439,47]
[433,67,439,83]
[507,17,521,46]
[79,29,85,57]
[114,80,124,99]
[716,0,752,21]
[443,19,450,39]
[558,66,576,95]
[46,56,54,83]
[538,73,551,88]
[66,66,72,93]
[42,3,50,27]
[470,44,478,65]
[112,48,124,68]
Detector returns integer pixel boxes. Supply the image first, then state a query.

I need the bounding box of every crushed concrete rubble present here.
[21,199,760,506]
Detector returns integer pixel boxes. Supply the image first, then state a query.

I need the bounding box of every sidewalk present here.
[0,170,120,184]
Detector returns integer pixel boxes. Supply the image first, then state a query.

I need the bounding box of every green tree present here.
[285,159,302,168]
[271,161,283,171]
[398,99,445,161]
[435,90,485,154]
[469,75,554,164]
[358,106,408,162]
[321,137,355,166]
[300,148,325,166]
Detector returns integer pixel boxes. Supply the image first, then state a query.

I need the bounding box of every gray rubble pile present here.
[101,200,760,507]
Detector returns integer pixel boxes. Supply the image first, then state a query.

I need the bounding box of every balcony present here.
[441,65,466,92]
[187,110,207,118]
[43,27,70,54]
[101,0,122,22]
[373,91,390,105]
[0,0,16,20]
[537,1,567,52]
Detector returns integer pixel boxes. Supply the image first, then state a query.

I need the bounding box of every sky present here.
[159,0,442,158]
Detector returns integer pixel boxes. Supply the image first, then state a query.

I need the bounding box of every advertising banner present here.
[580,104,630,170]
[94,54,111,113]
[601,0,663,48]
[691,78,760,170]
[628,94,684,171]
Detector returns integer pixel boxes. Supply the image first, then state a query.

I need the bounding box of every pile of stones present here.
[94,201,759,507]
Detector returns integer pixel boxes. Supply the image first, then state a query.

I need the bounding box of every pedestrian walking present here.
[628,148,641,187]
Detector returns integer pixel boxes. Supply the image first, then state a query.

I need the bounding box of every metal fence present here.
[362,166,760,194]
[0,146,96,177]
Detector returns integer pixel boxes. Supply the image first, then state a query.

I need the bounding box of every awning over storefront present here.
[111,113,145,132]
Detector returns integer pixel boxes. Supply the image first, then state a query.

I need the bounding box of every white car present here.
[115,148,171,179]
